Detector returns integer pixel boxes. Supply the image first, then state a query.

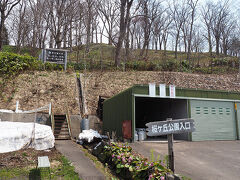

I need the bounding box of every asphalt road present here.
[131,141,240,180]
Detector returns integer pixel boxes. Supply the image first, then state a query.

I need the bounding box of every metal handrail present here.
[66,103,72,139]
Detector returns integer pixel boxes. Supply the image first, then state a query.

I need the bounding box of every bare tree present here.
[46,0,78,49]
[211,1,230,55]
[186,0,199,64]
[139,0,161,58]
[98,0,119,45]
[169,0,189,59]
[83,0,95,53]
[0,0,20,50]
[201,2,214,56]
[220,14,236,56]
[115,0,133,66]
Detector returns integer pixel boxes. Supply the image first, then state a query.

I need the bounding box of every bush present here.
[0,52,37,78]
[0,52,67,78]
[103,142,171,180]
[161,59,179,71]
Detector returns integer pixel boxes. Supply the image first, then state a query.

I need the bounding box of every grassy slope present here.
[4,44,237,69]
[68,43,238,66]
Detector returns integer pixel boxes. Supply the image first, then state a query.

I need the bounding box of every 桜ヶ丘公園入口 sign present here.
[146,118,195,136]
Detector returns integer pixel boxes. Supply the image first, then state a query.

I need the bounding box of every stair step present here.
[55,134,70,138]
[54,115,66,117]
[55,138,70,140]
[55,124,68,129]
[54,116,66,119]
[54,118,66,121]
[54,119,67,122]
[55,122,68,125]
[54,129,69,133]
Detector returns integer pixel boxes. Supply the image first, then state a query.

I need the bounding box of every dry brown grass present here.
[0,71,79,114]
[83,71,240,115]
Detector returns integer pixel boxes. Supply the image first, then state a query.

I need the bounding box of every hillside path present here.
[55,140,105,180]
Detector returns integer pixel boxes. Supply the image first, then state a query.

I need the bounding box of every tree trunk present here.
[216,36,220,55]
[115,0,133,66]
[207,28,212,57]
[174,32,180,59]
[0,12,5,50]
[125,18,131,61]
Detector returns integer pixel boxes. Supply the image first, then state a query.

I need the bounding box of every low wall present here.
[88,115,102,134]
[70,115,81,139]
[0,112,50,126]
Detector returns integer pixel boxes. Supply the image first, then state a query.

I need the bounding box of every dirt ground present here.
[0,71,79,114]
[83,71,240,115]
[0,148,61,169]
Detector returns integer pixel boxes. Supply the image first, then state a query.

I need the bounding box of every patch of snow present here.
[0,109,14,113]
[79,129,101,143]
[0,121,55,153]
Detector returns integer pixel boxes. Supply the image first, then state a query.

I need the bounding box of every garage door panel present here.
[191,100,236,141]
[236,103,240,139]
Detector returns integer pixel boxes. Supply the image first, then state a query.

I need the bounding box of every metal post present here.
[43,49,47,63]
[167,118,174,173]
[15,101,19,113]
[64,51,67,71]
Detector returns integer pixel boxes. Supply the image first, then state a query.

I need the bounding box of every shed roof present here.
[105,84,240,103]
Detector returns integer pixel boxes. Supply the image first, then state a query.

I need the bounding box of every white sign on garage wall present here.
[149,83,156,97]
[159,84,166,97]
[169,85,176,98]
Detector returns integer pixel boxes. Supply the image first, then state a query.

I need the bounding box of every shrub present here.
[0,52,37,78]
[103,142,171,180]
[0,52,67,78]
[161,59,179,71]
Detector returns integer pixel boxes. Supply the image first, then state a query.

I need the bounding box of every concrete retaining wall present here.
[70,115,81,139]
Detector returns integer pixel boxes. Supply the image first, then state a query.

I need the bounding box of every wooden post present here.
[167,118,174,173]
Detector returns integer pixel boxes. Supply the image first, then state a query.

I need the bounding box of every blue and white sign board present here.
[159,84,166,97]
[40,48,68,71]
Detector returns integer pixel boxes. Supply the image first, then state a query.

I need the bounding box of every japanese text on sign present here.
[146,118,195,136]
[151,122,191,133]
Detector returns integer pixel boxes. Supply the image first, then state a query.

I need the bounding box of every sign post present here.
[167,118,174,172]
[146,118,195,173]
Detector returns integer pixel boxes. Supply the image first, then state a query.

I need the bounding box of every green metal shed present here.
[103,85,240,141]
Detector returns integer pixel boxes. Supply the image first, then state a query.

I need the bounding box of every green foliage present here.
[102,142,171,180]
[0,52,67,79]
[2,45,41,57]
[2,45,16,53]
[161,59,179,72]
[0,52,37,78]
[55,156,80,180]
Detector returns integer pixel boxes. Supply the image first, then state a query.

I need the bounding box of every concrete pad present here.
[131,141,240,180]
[55,140,105,180]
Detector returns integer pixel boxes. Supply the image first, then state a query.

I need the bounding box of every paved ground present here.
[131,141,240,180]
[55,140,105,180]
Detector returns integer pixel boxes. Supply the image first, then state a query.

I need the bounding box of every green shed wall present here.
[103,88,133,139]
[103,84,240,141]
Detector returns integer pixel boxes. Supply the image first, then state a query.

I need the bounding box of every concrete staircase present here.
[54,115,71,140]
